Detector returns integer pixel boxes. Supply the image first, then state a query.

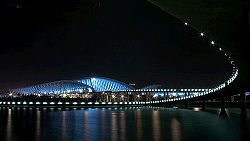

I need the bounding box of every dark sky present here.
[0,0,232,89]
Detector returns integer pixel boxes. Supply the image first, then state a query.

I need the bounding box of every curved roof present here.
[11,77,134,95]
[76,77,134,92]
[12,80,94,95]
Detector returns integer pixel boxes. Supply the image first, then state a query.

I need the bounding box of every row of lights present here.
[146,20,239,103]
[184,22,215,45]
[150,68,238,103]
[121,88,209,92]
[0,101,146,105]
[0,106,144,110]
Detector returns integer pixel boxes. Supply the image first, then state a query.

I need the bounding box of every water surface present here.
[0,107,249,141]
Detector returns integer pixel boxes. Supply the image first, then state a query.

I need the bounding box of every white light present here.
[87,88,93,93]
[200,32,204,36]
[172,92,177,97]
[184,22,188,25]
[219,48,222,51]
[211,41,215,45]
[193,107,201,112]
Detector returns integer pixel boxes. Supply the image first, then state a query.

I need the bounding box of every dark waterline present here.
[0,107,249,141]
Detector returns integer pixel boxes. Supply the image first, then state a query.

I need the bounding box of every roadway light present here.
[211,41,215,45]
[184,22,188,25]
[200,32,204,36]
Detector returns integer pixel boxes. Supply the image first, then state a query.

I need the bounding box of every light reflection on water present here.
[120,111,127,141]
[35,109,41,141]
[136,109,142,141]
[61,111,66,141]
[152,110,161,141]
[0,107,249,141]
[6,108,12,141]
[111,112,118,141]
[171,118,181,141]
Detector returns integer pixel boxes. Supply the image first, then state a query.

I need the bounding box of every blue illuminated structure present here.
[12,80,94,95]
[12,77,134,95]
[76,77,134,92]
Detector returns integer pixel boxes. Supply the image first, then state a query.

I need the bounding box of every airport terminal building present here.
[11,77,134,95]
[11,76,209,99]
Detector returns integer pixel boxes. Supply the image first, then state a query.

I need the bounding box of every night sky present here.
[0,0,232,89]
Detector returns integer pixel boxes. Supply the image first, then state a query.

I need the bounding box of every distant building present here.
[11,77,134,95]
